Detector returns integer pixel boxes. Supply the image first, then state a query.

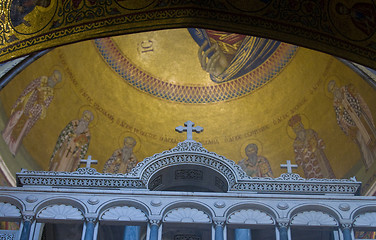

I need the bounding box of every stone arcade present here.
[0,122,375,240]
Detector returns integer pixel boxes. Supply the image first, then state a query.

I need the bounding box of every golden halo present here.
[324,75,342,99]
[240,139,264,159]
[286,113,310,140]
[117,132,141,153]
[77,105,98,129]
[49,65,66,90]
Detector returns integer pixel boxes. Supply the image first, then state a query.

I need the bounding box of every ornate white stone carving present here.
[16,138,361,195]
[0,230,18,240]
[37,204,84,220]
[227,209,274,225]
[353,212,376,227]
[291,211,338,226]
[0,202,21,218]
[101,206,147,221]
[163,208,211,223]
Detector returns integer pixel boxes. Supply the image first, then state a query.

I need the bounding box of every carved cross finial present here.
[175,121,203,141]
[280,160,298,173]
[80,155,98,168]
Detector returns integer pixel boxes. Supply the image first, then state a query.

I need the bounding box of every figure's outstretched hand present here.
[198,40,229,77]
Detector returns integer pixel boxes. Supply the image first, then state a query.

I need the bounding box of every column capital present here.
[148,216,162,226]
[276,218,290,228]
[213,217,226,227]
[85,213,98,223]
[340,219,353,229]
[22,211,35,222]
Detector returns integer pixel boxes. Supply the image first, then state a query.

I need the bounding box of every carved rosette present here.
[37,204,84,220]
[101,206,147,222]
[227,209,274,225]
[291,211,338,227]
[163,208,211,223]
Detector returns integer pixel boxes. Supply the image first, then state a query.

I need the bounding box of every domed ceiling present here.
[0,28,376,193]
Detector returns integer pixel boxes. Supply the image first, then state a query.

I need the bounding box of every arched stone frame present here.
[161,200,215,222]
[128,141,248,191]
[226,203,276,223]
[97,199,151,223]
[160,201,214,240]
[224,202,277,239]
[33,197,88,220]
[31,197,87,240]
[288,204,341,240]
[288,204,342,224]
[0,196,24,221]
[96,199,150,240]
[350,205,376,232]
[0,196,24,240]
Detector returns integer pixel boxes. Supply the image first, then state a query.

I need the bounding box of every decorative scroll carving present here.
[101,206,147,222]
[0,231,18,240]
[227,209,274,225]
[0,203,21,218]
[37,205,84,220]
[232,178,360,195]
[291,211,338,226]
[17,169,145,189]
[164,208,211,223]
[353,212,376,227]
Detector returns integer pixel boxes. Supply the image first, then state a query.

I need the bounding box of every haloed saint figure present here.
[2,70,62,156]
[238,143,273,178]
[103,136,138,174]
[49,110,93,172]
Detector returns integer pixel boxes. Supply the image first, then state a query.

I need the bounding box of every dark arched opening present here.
[148,164,228,192]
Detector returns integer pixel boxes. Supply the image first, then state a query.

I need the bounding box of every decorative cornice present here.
[17,168,145,189]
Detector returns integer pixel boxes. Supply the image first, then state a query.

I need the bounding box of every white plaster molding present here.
[163,208,211,223]
[101,206,147,222]
[0,202,21,218]
[227,209,274,225]
[37,204,84,220]
[353,212,376,227]
[291,211,338,227]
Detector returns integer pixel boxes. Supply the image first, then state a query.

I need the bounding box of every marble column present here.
[20,214,34,240]
[277,221,289,240]
[84,217,97,240]
[235,228,251,240]
[214,221,225,240]
[149,220,160,240]
[124,226,141,240]
[341,223,353,240]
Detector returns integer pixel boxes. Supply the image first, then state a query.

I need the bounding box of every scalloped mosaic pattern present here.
[95,37,297,103]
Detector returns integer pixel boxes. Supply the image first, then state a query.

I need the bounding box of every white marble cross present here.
[80,155,98,168]
[175,121,203,140]
[280,160,298,173]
